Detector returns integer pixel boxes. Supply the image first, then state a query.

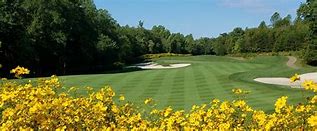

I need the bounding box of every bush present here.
[113,62,125,69]
[141,53,191,60]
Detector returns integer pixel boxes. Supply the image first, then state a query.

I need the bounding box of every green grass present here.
[46,56,317,112]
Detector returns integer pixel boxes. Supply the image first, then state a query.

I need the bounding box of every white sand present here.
[128,62,191,69]
[254,72,317,88]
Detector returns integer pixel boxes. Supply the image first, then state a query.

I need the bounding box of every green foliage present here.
[0,0,314,77]
[142,53,191,60]
[213,12,309,55]
[302,0,317,65]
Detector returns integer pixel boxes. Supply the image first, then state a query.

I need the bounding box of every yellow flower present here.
[96,92,104,101]
[265,120,274,130]
[290,73,300,83]
[232,88,242,94]
[106,87,115,97]
[111,105,119,113]
[295,105,305,112]
[191,105,199,110]
[253,111,266,126]
[311,96,317,103]
[93,102,107,112]
[68,87,77,92]
[219,123,230,130]
[62,101,71,107]
[220,101,230,111]
[302,80,314,89]
[19,127,34,131]
[275,96,288,113]
[150,109,159,115]
[163,107,173,117]
[233,100,246,108]
[308,115,317,127]
[119,94,125,101]
[144,98,153,105]
[86,86,93,91]
[2,108,14,117]
[10,66,30,78]
[74,116,80,122]
[211,99,220,104]
[55,126,66,131]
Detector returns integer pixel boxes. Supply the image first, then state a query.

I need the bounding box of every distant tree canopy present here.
[300,0,317,65]
[0,0,314,76]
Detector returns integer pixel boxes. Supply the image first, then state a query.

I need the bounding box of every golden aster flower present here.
[10,66,30,78]
[233,100,246,108]
[95,92,104,101]
[295,105,305,112]
[232,88,243,94]
[302,80,315,90]
[275,96,288,113]
[86,86,93,91]
[211,99,220,104]
[311,96,317,103]
[119,94,125,101]
[290,73,300,83]
[164,107,173,117]
[144,98,153,105]
[308,115,317,127]
[111,105,119,113]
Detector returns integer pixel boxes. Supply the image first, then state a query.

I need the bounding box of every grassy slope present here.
[58,55,315,112]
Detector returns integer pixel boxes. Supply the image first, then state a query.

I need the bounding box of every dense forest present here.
[0,0,316,76]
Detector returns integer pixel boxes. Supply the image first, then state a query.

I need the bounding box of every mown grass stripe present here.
[166,69,185,109]
[192,65,215,103]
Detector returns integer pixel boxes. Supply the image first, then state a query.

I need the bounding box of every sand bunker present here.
[128,62,191,69]
[254,72,317,88]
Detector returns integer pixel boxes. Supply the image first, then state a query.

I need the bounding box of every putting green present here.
[59,55,316,112]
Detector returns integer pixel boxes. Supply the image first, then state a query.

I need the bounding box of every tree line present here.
[212,13,309,55]
[0,0,316,77]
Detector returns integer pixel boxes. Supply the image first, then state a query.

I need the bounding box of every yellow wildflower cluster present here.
[290,73,317,92]
[232,88,243,94]
[290,73,300,82]
[274,96,288,113]
[144,98,153,105]
[10,66,30,78]
[232,88,250,95]
[119,94,125,101]
[302,80,317,92]
[2,69,317,130]
[0,77,145,130]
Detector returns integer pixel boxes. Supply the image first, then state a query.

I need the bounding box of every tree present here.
[151,25,171,53]
[0,0,313,76]
[185,34,195,53]
[212,34,228,55]
[258,21,268,29]
[138,20,144,28]
[271,12,282,27]
[302,0,317,65]
[168,33,186,54]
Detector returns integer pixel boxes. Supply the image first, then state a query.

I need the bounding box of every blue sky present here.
[94,0,305,38]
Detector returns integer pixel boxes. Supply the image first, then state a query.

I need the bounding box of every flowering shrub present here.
[10,66,30,78]
[1,67,317,130]
[142,53,191,60]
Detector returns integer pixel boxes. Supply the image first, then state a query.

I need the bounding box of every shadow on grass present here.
[99,67,144,74]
